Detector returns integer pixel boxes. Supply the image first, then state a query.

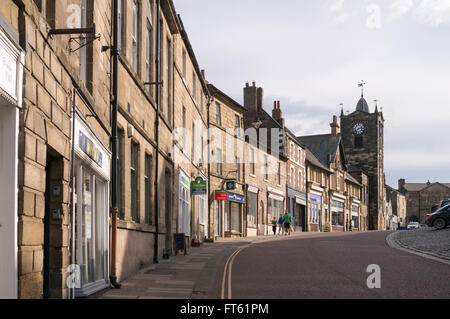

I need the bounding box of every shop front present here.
[351,202,360,231]
[215,191,245,238]
[268,187,285,235]
[287,186,306,232]
[246,185,259,237]
[309,193,322,232]
[331,196,345,232]
[191,176,208,242]
[0,22,24,299]
[178,169,191,240]
[73,113,111,297]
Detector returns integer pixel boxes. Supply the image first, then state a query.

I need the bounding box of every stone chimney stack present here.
[330,115,340,136]
[244,81,263,112]
[272,101,285,127]
[398,178,406,192]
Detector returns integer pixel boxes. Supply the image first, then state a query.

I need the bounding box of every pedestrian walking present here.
[271,217,277,235]
[283,211,292,236]
[277,214,284,235]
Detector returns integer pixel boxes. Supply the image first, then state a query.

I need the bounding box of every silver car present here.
[407,222,420,230]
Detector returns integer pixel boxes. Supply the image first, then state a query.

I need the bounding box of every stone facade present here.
[386,184,407,227]
[207,84,246,238]
[398,179,450,224]
[340,98,385,230]
[7,0,112,298]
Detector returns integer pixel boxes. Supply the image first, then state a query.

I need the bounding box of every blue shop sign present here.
[227,193,245,204]
[79,131,103,167]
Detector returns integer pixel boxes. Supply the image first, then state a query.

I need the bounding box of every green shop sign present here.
[191,177,207,195]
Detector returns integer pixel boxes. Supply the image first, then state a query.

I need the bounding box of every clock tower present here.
[340,92,385,230]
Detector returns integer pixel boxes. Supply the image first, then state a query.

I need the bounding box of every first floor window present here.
[131,142,139,222]
[247,192,257,228]
[144,154,152,224]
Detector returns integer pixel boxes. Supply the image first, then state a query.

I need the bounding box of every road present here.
[227,231,450,299]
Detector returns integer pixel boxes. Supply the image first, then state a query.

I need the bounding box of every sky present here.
[173,0,450,188]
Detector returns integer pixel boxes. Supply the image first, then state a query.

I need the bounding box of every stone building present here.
[340,94,385,230]
[398,179,450,224]
[348,167,370,231]
[0,0,112,299]
[243,82,287,237]
[206,84,246,239]
[172,17,209,246]
[271,101,307,232]
[303,148,332,232]
[386,184,406,228]
[114,0,183,283]
[299,116,364,232]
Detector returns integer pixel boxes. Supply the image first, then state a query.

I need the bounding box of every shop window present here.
[130,142,139,222]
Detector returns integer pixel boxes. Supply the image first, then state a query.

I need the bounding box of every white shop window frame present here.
[73,113,111,297]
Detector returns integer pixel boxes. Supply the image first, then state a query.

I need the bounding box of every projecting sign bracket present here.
[47,24,101,54]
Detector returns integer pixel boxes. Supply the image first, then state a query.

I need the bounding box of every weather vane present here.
[358,80,367,98]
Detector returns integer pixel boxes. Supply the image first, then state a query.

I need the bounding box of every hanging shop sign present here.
[214,191,245,204]
[227,193,245,204]
[215,191,228,201]
[226,180,236,191]
[191,176,207,195]
[0,28,23,106]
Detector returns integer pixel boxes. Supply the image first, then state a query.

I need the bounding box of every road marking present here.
[221,245,249,299]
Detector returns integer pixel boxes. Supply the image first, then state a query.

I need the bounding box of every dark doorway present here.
[43,154,56,299]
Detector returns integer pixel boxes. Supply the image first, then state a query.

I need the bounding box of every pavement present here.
[230,231,450,299]
[388,227,450,261]
[94,231,311,299]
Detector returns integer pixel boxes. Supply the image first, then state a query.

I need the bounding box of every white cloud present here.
[413,0,450,26]
[390,0,415,19]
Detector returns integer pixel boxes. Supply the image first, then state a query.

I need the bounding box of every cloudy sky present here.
[174,0,450,188]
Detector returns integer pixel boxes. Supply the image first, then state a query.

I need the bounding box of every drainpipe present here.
[154,0,161,264]
[109,0,121,289]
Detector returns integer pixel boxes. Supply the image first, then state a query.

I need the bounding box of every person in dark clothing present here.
[271,217,277,235]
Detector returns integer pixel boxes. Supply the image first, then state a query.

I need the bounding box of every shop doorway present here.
[43,149,64,299]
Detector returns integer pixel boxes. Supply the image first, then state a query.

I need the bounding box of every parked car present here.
[430,203,440,214]
[438,198,450,209]
[407,222,420,230]
[427,204,450,230]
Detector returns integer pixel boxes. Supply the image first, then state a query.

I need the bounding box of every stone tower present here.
[340,95,385,230]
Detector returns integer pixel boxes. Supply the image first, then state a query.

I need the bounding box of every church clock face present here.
[353,123,365,135]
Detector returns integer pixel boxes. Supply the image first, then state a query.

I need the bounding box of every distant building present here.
[386,185,406,228]
[398,179,450,224]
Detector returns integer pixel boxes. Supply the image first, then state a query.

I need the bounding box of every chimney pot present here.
[246,82,249,87]
[274,101,277,109]
[201,69,206,79]
[252,81,256,87]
